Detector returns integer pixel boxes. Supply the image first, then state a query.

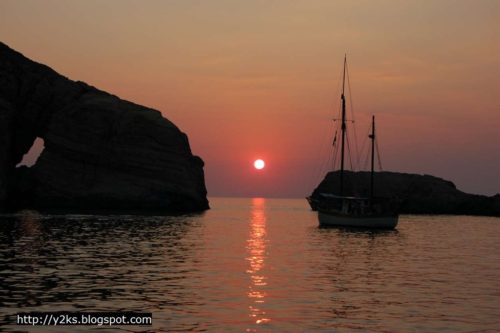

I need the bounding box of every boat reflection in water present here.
[246,198,271,329]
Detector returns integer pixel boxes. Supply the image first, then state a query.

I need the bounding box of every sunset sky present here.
[1,0,499,197]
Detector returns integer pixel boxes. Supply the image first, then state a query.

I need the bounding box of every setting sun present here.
[254,159,265,170]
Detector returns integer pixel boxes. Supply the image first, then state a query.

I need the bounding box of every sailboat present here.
[307,57,399,229]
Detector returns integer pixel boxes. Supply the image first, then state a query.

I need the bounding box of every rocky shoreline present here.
[0,42,209,213]
[310,171,500,216]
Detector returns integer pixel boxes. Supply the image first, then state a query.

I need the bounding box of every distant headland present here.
[310,171,500,217]
[0,42,209,213]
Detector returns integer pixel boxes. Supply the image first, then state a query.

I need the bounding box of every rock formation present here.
[0,42,209,213]
[311,171,500,216]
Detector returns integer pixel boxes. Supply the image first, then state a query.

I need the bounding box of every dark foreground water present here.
[1,198,499,332]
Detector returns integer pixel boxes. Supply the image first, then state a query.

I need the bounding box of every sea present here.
[1,197,499,333]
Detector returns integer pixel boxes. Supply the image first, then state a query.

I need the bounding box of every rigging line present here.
[346,129,362,196]
[366,127,373,169]
[317,120,338,184]
[363,128,372,171]
[316,148,329,184]
[330,121,340,165]
[360,127,370,170]
[322,152,331,183]
[316,149,330,185]
[331,129,339,171]
[346,60,361,169]
[325,65,343,179]
[375,139,383,171]
[354,126,367,171]
[317,60,348,184]
[329,91,342,174]
[330,140,336,171]
[363,147,370,171]
[311,60,346,187]
[326,128,335,172]
[345,130,354,171]
[330,62,345,172]
[331,121,340,168]
[358,128,370,170]
[332,129,339,171]
[321,130,336,183]
[335,96,342,123]
[312,121,331,184]
[331,63,344,123]
[319,91,342,183]
[312,134,325,183]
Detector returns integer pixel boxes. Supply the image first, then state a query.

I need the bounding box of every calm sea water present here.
[1,197,499,332]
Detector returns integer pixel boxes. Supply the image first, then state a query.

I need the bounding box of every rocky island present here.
[310,171,500,216]
[0,42,209,213]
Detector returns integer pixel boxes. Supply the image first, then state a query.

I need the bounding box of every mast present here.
[369,115,375,199]
[339,55,347,196]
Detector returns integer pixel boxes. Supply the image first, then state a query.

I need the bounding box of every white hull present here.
[318,211,398,229]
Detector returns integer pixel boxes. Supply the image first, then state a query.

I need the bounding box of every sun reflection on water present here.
[246,198,271,328]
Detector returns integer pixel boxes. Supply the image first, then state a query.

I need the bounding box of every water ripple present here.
[1,200,500,332]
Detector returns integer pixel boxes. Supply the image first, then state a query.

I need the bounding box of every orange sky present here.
[1,0,499,197]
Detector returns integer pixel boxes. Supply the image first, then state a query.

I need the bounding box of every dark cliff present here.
[311,171,500,216]
[0,42,209,213]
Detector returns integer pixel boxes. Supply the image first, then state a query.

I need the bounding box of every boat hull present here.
[318,211,398,229]
[306,196,318,211]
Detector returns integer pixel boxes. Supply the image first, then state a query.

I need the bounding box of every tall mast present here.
[369,115,375,199]
[339,55,347,196]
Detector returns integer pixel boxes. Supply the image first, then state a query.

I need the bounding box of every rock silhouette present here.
[311,171,500,216]
[0,42,209,212]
